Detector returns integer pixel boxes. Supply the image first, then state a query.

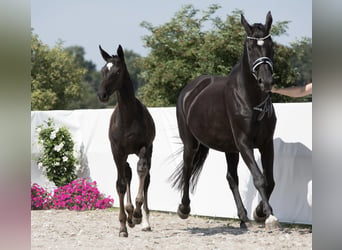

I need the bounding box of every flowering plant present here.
[31,183,52,210]
[31,178,114,211]
[51,178,114,210]
[36,118,77,187]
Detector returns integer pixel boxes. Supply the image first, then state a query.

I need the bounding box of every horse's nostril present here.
[97,92,108,101]
[258,78,263,84]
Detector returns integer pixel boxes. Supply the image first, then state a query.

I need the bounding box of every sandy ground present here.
[31,209,311,249]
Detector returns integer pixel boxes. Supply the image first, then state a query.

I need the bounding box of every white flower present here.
[36,127,41,133]
[54,142,64,152]
[55,161,60,166]
[62,156,68,162]
[50,130,57,140]
[37,162,43,169]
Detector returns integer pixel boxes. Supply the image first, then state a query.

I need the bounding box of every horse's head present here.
[241,11,274,92]
[97,45,126,102]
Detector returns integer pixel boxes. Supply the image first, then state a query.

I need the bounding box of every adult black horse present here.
[171,12,280,230]
[98,45,155,237]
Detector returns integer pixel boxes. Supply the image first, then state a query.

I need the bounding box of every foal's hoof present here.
[142,226,152,232]
[119,229,128,237]
[177,204,190,219]
[253,209,267,223]
[132,216,142,225]
[127,219,135,228]
[265,215,281,231]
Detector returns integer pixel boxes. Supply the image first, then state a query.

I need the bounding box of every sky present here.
[31,0,312,70]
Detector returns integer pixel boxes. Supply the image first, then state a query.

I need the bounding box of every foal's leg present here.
[142,172,152,231]
[113,153,129,237]
[133,146,151,225]
[254,140,280,229]
[124,163,135,228]
[225,152,249,228]
[142,145,153,231]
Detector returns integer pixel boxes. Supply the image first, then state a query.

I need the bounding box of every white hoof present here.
[142,209,151,231]
[265,215,281,230]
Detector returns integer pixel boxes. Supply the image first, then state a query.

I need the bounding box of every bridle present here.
[246,34,275,121]
[246,34,274,80]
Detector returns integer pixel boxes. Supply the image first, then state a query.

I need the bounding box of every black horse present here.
[98,45,155,237]
[171,12,280,230]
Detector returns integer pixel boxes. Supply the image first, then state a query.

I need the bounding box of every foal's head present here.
[97,45,126,102]
[241,11,274,92]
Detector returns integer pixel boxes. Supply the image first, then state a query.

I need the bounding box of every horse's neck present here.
[116,70,137,122]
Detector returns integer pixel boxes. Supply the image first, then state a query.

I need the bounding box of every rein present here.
[253,94,274,121]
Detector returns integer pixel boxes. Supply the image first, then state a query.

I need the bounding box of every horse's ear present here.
[99,45,111,62]
[241,14,252,35]
[117,45,125,61]
[265,11,273,34]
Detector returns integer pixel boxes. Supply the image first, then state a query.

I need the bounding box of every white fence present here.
[31,103,312,224]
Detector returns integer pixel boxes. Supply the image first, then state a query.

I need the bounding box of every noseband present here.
[246,34,274,79]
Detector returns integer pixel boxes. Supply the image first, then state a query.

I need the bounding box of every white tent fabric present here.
[31,103,312,224]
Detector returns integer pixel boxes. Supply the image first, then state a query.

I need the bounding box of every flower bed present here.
[31,178,114,211]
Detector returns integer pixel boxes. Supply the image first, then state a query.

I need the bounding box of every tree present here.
[31,33,86,110]
[137,5,307,106]
[271,38,312,102]
[64,46,104,109]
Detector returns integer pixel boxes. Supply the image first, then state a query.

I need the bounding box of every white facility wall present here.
[31,103,312,224]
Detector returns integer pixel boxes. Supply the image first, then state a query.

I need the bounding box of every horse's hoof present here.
[132,216,142,225]
[177,204,190,219]
[265,215,281,231]
[119,229,128,237]
[142,226,152,232]
[253,209,267,223]
[240,220,251,229]
[127,220,135,228]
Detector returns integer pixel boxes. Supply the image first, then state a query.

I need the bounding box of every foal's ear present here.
[241,14,252,35]
[99,45,112,62]
[265,11,273,34]
[117,45,125,61]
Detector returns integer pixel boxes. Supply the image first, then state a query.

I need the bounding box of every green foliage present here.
[36,118,78,187]
[64,45,105,109]
[272,38,312,102]
[31,33,86,110]
[137,5,310,106]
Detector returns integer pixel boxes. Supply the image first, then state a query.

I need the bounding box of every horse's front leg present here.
[124,162,135,228]
[113,153,129,237]
[238,141,279,229]
[254,139,280,230]
[133,146,152,228]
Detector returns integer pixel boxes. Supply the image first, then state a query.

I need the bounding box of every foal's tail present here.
[170,144,209,194]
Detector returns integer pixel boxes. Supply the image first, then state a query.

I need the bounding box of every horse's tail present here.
[170,144,209,194]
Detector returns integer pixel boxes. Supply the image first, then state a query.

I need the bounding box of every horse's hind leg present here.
[133,146,152,226]
[177,141,198,219]
[142,172,151,231]
[225,152,249,228]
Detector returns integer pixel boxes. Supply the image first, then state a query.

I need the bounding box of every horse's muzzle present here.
[97,91,109,103]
